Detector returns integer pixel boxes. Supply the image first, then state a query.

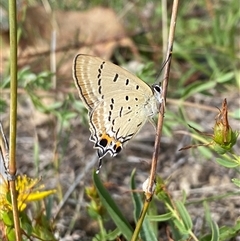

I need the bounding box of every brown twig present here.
[146,0,179,198]
[131,1,179,240]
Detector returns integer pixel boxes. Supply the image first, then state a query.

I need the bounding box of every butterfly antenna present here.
[156,52,172,85]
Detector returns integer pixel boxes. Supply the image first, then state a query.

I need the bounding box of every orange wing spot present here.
[101,133,114,143]
[114,141,122,148]
[99,133,115,147]
[98,132,123,155]
[113,141,122,154]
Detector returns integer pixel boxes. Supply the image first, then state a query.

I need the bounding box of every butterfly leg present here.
[160,97,166,115]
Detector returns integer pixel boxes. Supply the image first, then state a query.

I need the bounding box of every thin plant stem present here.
[147,0,179,199]
[8,0,21,240]
[131,0,179,240]
[130,199,151,241]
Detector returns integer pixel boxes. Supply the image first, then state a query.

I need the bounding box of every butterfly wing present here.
[90,97,152,158]
[73,54,153,109]
[73,54,159,160]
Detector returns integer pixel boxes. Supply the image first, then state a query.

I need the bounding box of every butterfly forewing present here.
[73,55,154,106]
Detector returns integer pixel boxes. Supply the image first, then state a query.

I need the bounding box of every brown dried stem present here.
[131,1,179,240]
[147,0,179,199]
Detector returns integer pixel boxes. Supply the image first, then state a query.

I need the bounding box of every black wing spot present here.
[113,144,122,154]
[125,79,129,85]
[110,104,113,110]
[136,85,139,90]
[100,62,105,70]
[99,138,108,147]
[135,98,138,101]
[137,122,142,127]
[98,86,102,94]
[108,111,112,121]
[98,63,105,82]
[125,96,129,101]
[111,98,114,104]
[101,95,104,99]
[128,106,131,110]
[113,73,119,82]
[116,146,122,153]
[119,107,123,117]
[128,119,131,122]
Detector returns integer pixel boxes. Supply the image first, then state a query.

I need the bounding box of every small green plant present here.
[180,99,239,186]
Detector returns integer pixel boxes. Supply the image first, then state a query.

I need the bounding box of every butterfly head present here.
[152,84,163,105]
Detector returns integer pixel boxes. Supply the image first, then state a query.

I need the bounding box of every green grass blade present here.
[175,201,193,231]
[210,221,220,241]
[215,158,239,168]
[93,171,133,240]
[147,212,173,222]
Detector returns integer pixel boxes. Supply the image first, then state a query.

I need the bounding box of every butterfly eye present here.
[152,84,163,104]
[152,84,162,93]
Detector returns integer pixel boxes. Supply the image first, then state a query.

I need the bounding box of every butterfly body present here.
[73,54,163,169]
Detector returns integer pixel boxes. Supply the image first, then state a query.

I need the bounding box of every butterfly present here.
[73,54,163,171]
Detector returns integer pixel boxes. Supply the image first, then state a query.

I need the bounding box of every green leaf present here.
[172,218,189,235]
[6,226,16,241]
[232,178,240,187]
[210,221,220,241]
[175,201,193,231]
[216,72,234,83]
[148,212,173,221]
[105,228,121,240]
[215,158,239,168]
[181,81,216,100]
[219,219,240,240]
[198,146,214,159]
[2,211,14,226]
[93,171,133,240]
[204,202,220,241]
